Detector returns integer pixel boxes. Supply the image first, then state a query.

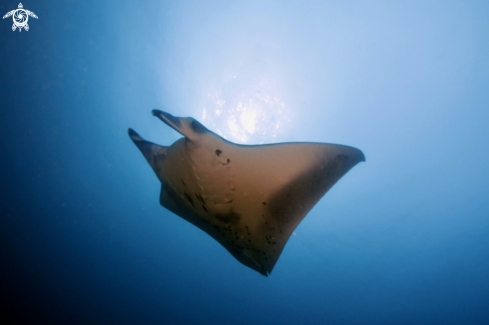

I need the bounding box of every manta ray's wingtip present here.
[359,150,366,162]
[348,146,366,163]
[128,128,144,142]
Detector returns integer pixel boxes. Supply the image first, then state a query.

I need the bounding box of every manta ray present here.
[129,110,364,276]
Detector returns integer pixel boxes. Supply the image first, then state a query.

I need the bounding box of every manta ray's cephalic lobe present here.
[129,110,365,276]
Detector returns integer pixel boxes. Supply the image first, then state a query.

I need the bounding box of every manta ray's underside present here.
[129,110,365,276]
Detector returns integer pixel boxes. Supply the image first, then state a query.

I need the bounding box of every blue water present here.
[1,1,489,324]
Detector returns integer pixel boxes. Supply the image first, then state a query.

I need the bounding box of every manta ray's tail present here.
[128,128,168,174]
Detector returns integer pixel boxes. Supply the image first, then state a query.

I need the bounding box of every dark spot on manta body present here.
[215,210,241,223]
[183,191,194,207]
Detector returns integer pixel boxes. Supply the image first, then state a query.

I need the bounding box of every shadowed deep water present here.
[1,1,489,324]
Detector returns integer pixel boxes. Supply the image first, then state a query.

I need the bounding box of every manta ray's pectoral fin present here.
[128,128,168,175]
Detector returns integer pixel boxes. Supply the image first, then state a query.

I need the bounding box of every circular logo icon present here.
[3,3,38,32]
[13,9,28,28]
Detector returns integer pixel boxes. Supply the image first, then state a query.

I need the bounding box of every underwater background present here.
[1,0,489,324]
